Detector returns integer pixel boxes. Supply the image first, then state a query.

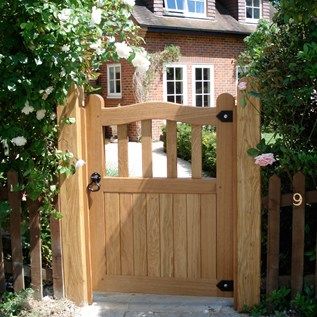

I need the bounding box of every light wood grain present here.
[133,194,148,276]
[291,172,305,296]
[120,194,134,275]
[173,194,187,279]
[102,178,216,194]
[96,275,219,296]
[147,194,160,277]
[99,102,218,125]
[201,194,216,279]
[267,175,281,294]
[191,125,202,179]
[118,124,129,177]
[160,194,174,277]
[167,121,177,178]
[187,194,201,279]
[142,120,153,178]
[236,79,261,310]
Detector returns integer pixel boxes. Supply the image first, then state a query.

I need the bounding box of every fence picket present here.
[166,120,177,178]
[118,124,129,177]
[266,175,281,294]
[191,125,202,179]
[7,170,24,291]
[28,199,42,299]
[291,172,305,296]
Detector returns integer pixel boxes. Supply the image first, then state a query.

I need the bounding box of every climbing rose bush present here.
[0,0,148,215]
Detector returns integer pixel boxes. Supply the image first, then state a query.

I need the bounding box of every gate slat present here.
[105,193,121,275]
[133,194,147,276]
[173,194,187,279]
[8,170,25,291]
[191,125,202,179]
[28,199,42,299]
[201,194,216,279]
[187,194,201,279]
[291,172,305,296]
[266,175,281,294]
[166,121,177,178]
[147,194,160,277]
[142,120,153,178]
[0,229,5,293]
[118,124,129,177]
[120,194,134,275]
[160,194,174,277]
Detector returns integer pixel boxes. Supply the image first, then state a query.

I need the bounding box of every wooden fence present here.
[0,170,64,299]
[263,172,317,296]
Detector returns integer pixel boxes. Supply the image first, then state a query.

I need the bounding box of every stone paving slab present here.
[80,293,247,317]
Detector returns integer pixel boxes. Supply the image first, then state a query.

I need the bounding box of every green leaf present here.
[247,148,260,157]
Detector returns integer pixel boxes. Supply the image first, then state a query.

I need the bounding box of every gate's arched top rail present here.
[88,95,235,126]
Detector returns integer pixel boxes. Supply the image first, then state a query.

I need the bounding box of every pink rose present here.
[254,153,276,167]
[238,81,247,90]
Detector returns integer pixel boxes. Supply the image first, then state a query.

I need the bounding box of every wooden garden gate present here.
[85,94,236,297]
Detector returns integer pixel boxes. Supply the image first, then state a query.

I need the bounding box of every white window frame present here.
[245,0,262,23]
[163,64,188,105]
[192,64,215,107]
[107,63,122,98]
[164,0,206,18]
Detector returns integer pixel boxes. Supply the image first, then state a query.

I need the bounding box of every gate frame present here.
[58,79,261,311]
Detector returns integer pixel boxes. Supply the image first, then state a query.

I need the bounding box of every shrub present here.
[162,123,216,177]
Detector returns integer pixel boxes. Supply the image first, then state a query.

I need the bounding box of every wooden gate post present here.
[235,78,261,311]
[58,86,92,305]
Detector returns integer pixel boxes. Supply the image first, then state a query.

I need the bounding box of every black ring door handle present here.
[87,172,101,192]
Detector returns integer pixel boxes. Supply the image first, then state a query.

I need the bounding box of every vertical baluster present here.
[191,125,202,179]
[142,120,152,178]
[166,121,177,178]
[118,124,128,177]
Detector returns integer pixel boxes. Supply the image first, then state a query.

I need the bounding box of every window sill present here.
[107,95,122,99]
[245,18,261,24]
[163,11,209,20]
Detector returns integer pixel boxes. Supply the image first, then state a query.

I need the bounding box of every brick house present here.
[99,0,272,140]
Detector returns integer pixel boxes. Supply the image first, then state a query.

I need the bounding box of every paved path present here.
[106,141,192,178]
[80,293,247,317]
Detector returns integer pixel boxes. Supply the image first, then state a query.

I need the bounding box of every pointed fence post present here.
[235,77,261,311]
[58,86,92,305]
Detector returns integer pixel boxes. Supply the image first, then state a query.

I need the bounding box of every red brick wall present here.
[99,31,246,140]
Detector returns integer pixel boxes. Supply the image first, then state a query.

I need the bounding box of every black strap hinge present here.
[216,280,234,292]
[216,110,233,122]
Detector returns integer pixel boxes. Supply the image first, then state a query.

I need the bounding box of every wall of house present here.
[99,31,246,141]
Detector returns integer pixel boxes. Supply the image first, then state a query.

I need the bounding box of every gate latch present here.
[216,280,234,292]
[216,111,233,122]
[87,172,101,192]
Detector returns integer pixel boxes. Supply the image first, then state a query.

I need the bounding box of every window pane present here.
[167,95,175,102]
[167,0,176,9]
[254,8,260,19]
[167,82,174,94]
[195,68,202,80]
[246,7,253,18]
[166,67,174,80]
[204,95,210,106]
[115,67,120,79]
[109,67,114,80]
[246,0,252,6]
[109,81,115,93]
[196,82,202,94]
[116,81,121,93]
[196,95,202,107]
[175,67,182,80]
[196,2,204,13]
[203,82,210,93]
[188,0,195,12]
[203,68,210,80]
[254,0,260,7]
[176,82,183,94]
[176,95,183,104]
[176,0,184,10]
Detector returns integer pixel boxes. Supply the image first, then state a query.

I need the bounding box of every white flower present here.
[22,101,34,115]
[96,0,105,7]
[238,81,247,91]
[122,0,135,6]
[11,136,27,146]
[91,6,102,25]
[40,86,54,100]
[1,139,9,156]
[114,42,132,59]
[61,44,70,52]
[58,8,72,22]
[22,193,27,201]
[36,109,46,120]
[75,159,86,169]
[107,36,115,43]
[90,39,105,55]
[50,113,56,120]
[35,57,42,65]
[132,50,151,73]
